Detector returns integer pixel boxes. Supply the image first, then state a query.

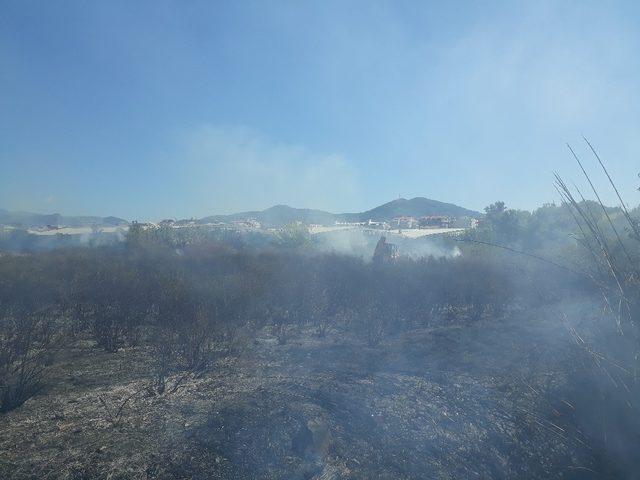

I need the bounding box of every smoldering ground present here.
[1,232,636,479]
[313,228,461,260]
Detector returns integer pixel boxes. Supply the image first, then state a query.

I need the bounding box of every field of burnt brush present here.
[0,206,639,478]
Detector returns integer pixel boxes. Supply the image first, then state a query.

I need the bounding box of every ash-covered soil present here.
[0,306,596,479]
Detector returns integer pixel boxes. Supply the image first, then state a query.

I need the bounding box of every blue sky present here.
[2,0,640,220]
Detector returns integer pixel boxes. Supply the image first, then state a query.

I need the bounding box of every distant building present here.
[418,216,451,229]
[335,221,366,227]
[137,222,158,229]
[231,218,261,229]
[392,216,418,229]
[367,219,389,229]
[174,218,198,227]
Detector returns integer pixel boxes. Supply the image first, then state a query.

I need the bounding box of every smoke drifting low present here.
[313,229,461,260]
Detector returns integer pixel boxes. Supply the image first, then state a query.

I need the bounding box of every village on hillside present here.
[0,213,478,241]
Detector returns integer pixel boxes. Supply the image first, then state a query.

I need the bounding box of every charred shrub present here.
[177,306,216,373]
[0,310,57,412]
[148,304,217,394]
[90,304,126,353]
[69,254,151,352]
[148,327,179,395]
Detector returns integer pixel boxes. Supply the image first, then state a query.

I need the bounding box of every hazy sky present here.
[2,1,640,220]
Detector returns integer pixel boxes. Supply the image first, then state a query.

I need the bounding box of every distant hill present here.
[0,197,479,229]
[200,205,336,227]
[339,197,481,223]
[0,209,128,228]
[198,197,481,227]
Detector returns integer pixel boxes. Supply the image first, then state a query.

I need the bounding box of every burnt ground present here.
[0,304,599,479]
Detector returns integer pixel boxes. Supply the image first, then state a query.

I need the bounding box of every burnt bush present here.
[0,243,550,354]
[0,310,58,412]
[148,327,180,395]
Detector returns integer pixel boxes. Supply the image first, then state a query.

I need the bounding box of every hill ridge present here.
[199,197,480,227]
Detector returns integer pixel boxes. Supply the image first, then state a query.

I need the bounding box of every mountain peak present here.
[347,197,479,223]
[198,197,480,227]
